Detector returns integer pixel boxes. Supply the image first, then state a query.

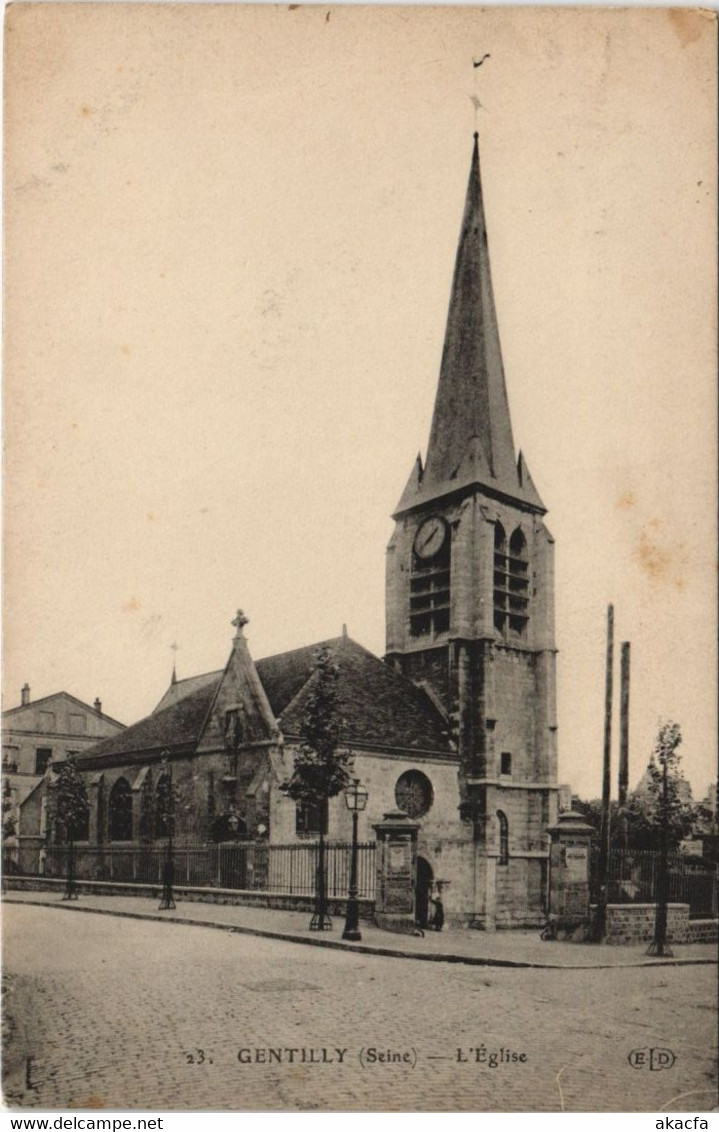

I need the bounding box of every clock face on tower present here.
[414,516,447,560]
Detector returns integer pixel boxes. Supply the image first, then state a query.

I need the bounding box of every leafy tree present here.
[53,754,89,899]
[574,722,694,853]
[2,778,17,843]
[626,721,693,851]
[154,754,181,911]
[646,720,686,954]
[55,755,89,843]
[2,779,18,877]
[281,647,353,929]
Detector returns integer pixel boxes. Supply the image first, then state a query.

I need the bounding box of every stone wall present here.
[3,876,375,920]
[603,903,690,945]
[686,918,718,944]
[494,856,546,928]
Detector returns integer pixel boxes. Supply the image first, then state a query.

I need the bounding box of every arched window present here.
[495,523,530,637]
[497,810,509,865]
[507,528,529,635]
[108,778,133,841]
[395,770,434,819]
[138,777,153,842]
[493,522,507,633]
[74,805,90,842]
[96,778,106,844]
[153,773,172,839]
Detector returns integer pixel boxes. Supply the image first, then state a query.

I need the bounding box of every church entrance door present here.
[415,856,433,929]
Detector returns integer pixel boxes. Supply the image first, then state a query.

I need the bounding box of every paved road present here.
[7,889,716,968]
[3,904,717,1112]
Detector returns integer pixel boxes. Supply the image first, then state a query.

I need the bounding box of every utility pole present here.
[594,604,614,942]
[618,642,631,850]
[618,643,630,807]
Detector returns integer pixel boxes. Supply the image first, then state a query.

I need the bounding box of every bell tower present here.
[386,133,558,879]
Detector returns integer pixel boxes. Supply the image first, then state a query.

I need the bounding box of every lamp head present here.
[345,778,368,813]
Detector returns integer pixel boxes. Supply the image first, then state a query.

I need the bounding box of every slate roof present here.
[256,638,346,718]
[79,636,453,767]
[78,680,218,767]
[277,637,451,753]
[153,671,221,714]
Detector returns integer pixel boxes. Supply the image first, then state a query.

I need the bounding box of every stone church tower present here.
[386,133,559,926]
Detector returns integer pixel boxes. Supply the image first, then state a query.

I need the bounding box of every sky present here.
[3,4,717,802]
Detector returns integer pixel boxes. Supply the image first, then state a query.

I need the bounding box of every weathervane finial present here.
[470,53,491,129]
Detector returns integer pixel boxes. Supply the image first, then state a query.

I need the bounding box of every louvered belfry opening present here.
[494,524,529,637]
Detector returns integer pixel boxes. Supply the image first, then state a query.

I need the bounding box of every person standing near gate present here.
[430,894,444,931]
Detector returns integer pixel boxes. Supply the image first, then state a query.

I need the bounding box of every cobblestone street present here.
[3,903,717,1112]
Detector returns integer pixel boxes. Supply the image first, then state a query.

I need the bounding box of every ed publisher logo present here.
[628,1047,676,1071]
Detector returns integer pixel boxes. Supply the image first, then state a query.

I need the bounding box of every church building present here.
[32,132,560,929]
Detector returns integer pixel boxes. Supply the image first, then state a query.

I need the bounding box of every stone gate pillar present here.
[372,810,420,934]
[546,810,595,929]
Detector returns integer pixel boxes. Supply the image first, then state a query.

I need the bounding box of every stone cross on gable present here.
[232,609,249,638]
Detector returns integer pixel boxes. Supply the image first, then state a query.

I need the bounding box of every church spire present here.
[394,132,543,514]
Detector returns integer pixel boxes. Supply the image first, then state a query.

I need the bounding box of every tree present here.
[625,721,693,852]
[281,647,353,930]
[574,723,694,853]
[647,719,684,956]
[53,755,89,900]
[2,778,17,843]
[2,778,18,879]
[154,754,180,910]
[154,759,179,841]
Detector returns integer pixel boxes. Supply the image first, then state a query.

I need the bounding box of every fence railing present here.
[31,840,377,900]
[590,847,717,919]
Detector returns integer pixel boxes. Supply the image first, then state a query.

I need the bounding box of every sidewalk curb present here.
[4,896,715,971]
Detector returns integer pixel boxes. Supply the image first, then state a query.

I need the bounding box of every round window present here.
[394,770,434,819]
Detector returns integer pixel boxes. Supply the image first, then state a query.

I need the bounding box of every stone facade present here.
[383,134,559,927]
[3,690,124,871]
[2,689,124,778]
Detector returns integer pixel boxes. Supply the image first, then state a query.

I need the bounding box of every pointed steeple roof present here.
[394,133,544,515]
[195,610,280,753]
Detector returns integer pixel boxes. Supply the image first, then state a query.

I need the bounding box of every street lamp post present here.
[342,778,368,942]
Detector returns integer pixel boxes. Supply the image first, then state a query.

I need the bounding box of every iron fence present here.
[266,841,376,898]
[34,840,377,900]
[591,847,717,919]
